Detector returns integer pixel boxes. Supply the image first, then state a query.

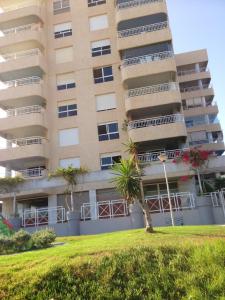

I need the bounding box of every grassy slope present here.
[0,226,225,299]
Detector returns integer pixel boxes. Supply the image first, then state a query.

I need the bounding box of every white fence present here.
[177,67,208,76]
[17,167,46,179]
[118,21,168,38]
[128,114,184,130]
[81,200,128,221]
[6,105,42,117]
[117,0,163,10]
[138,148,188,163]
[127,82,179,98]
[145,192,195,213]
[3,136,45,149]
[0,76,42,89]
[0,49,41,63]
[122,51,173,68]
[22,206,66,227]
[180,84,213,93]
[1,23,41,36]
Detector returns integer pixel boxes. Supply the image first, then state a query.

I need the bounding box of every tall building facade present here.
[0,0,224,233]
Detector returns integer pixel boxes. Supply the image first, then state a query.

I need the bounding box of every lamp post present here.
[158,153,175,226]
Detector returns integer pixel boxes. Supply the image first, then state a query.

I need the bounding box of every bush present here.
[0,235,15,254]
[12,230,32,251]
[32,229,56,249]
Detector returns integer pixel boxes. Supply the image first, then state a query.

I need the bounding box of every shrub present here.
[12,230,32,251]
[32,229,56,249]
[0,235,15,254]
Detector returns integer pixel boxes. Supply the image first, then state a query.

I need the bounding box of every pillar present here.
[48,195,58,224]
[89,190,97,220]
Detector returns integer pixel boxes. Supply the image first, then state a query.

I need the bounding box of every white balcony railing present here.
[138,148,189,163]
[127,82,179,98]
[0,76,42,90]
[0,48,41,63]
[180,84,212,93]
[1,23,41,36]
[5,136,46,149]
[6,105,43,117]
[0,0,41,13]
[81,200,129,221]
[128,114,184,130]
[118,21,168,38]
[122,51,174,68]
[17,167,46,179]
[177,67,209,76]
[117,0,164,10]
[22,206,66,228]
[145,192,195,214]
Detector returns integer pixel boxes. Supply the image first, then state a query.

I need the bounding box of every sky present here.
[166,0,225,132]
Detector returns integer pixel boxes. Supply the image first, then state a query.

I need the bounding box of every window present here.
[98,122,119,141]
[58,104,77,118]
[91,39,111,57]
[60,157,80,168]
[53,0,70,14]
[185,115,206,128]
[55,47,73,64]
[89,15,108,31]
[100,153,121,170]
[96,93,116,111]
[57,72,76,90]
[59,128,79,147]
[88,0,106,7]
[93,66,113,84]
[188,131,208,145]
[54,22,72,39]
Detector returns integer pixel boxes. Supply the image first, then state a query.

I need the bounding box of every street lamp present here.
[158,153,175,226]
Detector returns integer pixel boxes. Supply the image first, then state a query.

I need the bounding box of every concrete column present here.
[129,201,144,229]
[5,164,11,177]
[195,63,200,72]
[89,190,97,220]
[48,195,57,224]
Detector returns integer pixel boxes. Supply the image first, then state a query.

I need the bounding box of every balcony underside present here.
[128,122,187,143]
[0,114,47,138]
[0,85,46,108]
[181,87,214,100]
[0,144,48,169]
[178,71,211,83]
[116,1,168,24]
[125,89,181,115]
[187,123,222,134]
[117,27,172,51]
[184,105,218,118]
[121,58,177,85]
[0,5,45,25]
[198,142,225,154]
[0,55,46,81]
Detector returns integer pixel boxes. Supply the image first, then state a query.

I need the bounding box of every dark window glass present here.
[58,104,77,118]
[93,66,113,84]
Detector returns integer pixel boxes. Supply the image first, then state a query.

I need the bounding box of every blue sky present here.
[167,0,225,133]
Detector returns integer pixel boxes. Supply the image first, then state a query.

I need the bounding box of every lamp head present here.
[158,153,168,163]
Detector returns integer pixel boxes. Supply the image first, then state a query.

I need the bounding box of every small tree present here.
[112,139,153,233]
[49,166,87,211]
[174,148,212,195]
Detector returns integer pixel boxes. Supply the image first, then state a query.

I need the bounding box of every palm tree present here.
[112,139,153,233]
[49,166,87,212]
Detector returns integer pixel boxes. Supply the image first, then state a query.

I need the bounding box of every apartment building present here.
[0,0,224,235]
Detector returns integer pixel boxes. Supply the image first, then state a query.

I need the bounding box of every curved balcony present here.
[0,76,46,107]
[125,82,181,114]
[117,21,171,50]
[128,114,187,143]
[17,167,47,179]
[0,105,47,137]
[0,23,45,50]
[180,84,214,99]
[138,148,189,164]
[0,2,45,24]
[0,137,49,167]
[0,49,46,78]
[121,51,176,84]
[116,0,167,24]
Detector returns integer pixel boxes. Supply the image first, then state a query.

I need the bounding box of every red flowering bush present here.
[174,148,212,169]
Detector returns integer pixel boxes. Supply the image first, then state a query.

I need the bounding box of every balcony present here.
[117,21,171,50]
[0,76,46,107]
[0,1,45,24]
[180,84,214,99]
[128,114,187,143]
[0,23,45,50]
[183,103,218,118]
[121,51,176,84]
[0,105,46,137]
[125,82,181,114]
[177,67,211,83]
[138,148,188,164]
[0,137,48,168]
[116,0,167,24]
[0,49,46,79]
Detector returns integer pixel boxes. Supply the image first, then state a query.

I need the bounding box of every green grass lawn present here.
[0,226,225,300]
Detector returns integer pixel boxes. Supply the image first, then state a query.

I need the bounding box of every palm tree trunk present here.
[139,181,154,233]
[196,168,203,195]
[70,191,74,212]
